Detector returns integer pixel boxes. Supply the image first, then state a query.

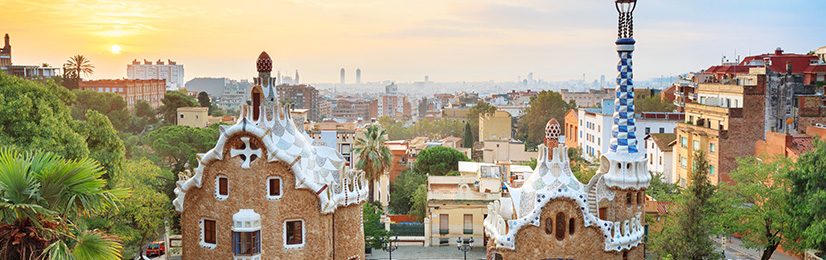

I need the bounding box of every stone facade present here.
[174,52,367,260]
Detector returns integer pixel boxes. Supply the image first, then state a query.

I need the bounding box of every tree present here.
[377,116,394,129]
[416,146,470,176]
[518,90,574,144]
[0,148,126,260]
[61,55,94,90]
[463,122,474,148]
[94,159,174,258]
[363,202,391,249]
[389,169,427,214]
[409,184,427,222]
[129,99,159,134]
[0,73,89,160]
[159,91,197,125]
[74,110,126,181]
[647,172,680,202]
[786,140,826,253]
[649,150,721,259]
[635,95,677,113]
[197,92,211,108]
[718,156,793,260]
[352,125,393,202]
[144,125,219,173]
[467,101,496,141]
[70,90,132,131]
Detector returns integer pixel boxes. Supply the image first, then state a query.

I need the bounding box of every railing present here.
[390,223,424,236]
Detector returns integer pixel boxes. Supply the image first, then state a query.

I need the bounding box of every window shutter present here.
[219,178,228,196]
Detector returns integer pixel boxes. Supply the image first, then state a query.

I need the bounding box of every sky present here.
[1,0,824,84]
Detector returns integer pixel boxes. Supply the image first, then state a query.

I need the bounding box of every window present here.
[217,176,228,196]
[202,219,217,245]
[233,231,260,255]
[709,165,716,176]
[598,138,600,145]
[284,220,304,247]
[545,218,553,235]
[649,154,653,164]
[463,214,473,234]
[568,218,575,235]
[439,214,449,235]
[555,213,566,240]
[680,137,688,147]
[179,113,185,119]
[659,127,665,133]
[626,193,632,206]
[680,156,687,168]
[659,156,663,165]
[638,191,645,205]
[710,143,716,153]
[267,177,282,199]
[645,127,650,134]
[693,140,700,151]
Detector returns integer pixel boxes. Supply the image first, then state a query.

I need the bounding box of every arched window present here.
[626,193,632,207]
[545,218,553,235]
[555,212,566,240]
[568,218,575,235]
[622,251,628,260]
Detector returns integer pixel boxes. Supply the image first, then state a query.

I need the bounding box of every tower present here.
[254,51,277,107]
[295,70,299,84]
[544,118,561,160]
[0,33,11,68]
[340,68,345,84]
[355,68,361,84]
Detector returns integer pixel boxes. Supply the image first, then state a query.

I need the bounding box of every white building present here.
[644,133,676,184]
[127,59,185,90]
[577,99,684,162]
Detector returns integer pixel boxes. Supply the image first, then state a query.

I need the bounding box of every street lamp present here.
[382,236,399,260]
[456,237,474,260]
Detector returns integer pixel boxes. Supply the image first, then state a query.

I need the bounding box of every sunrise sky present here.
[1,0,824,83]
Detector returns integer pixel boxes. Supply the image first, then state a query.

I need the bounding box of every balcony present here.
[685,103,742,118]
[676,121,727,138]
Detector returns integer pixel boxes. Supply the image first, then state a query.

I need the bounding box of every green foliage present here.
[718,156,793,260]
[415,146,470,176]
[389,170,427,215]
[649,150,721,260]
[635,95,677,113]
[197,91,211,108]
[385,118,465,141]
[647,172,680,202]
[159,91,197,125]
[467,101,496,141]
[128,99,159,134]
[571,166,596,184]
[521,158,537,170]
[377,116,394,129]
[74,110,126,181]
[463,122,474,148]
[363,202,391,249]
[0,73,89,160]
[409,184,427,222]
[0,148,126,260]
[70,90,132,131]
[144,125,219,173]
[97,159,174,258]
[518,90,574,144]
[61,55,94,90]
[787,139,826,252]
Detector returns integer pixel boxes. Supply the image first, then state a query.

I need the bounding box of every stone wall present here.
[487,198,644,260]
[181,133,364,260]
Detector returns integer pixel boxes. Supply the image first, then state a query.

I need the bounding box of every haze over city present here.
[1,0,824,83]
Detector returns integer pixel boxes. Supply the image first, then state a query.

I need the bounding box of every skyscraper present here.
[356,68,361,84]
[340,68,345,84]
[295,70,300,84]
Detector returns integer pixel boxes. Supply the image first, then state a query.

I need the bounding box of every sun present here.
[110,45,121,54]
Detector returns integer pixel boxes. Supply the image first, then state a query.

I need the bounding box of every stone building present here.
[173,52,367,260]
[127,59,185,90]
[78,79,166,108]
[479,110,512,142]
[560,88,616,108]
[276,84,321,122]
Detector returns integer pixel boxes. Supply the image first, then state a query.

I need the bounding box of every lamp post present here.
[456,237,474,260]
[381,236,399,260]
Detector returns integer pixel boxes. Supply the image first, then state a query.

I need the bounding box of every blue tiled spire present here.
[610,39,637,153]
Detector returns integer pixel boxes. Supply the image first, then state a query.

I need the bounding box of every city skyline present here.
[1,0,823,83]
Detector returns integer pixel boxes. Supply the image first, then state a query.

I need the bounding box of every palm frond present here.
[70,229,122,260]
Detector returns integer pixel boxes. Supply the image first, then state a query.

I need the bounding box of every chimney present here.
[787,61,793,74]
[775,47,783,55]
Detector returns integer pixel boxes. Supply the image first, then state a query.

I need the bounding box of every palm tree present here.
[352,125,393,202]
[63,55,94,79]
[0,148,126,260]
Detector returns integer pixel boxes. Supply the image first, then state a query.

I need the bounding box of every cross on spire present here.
[230,137,262,169]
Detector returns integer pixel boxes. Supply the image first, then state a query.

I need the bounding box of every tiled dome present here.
[545,118,561,141]
[256,51,272,72]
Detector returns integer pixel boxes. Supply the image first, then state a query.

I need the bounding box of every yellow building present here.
[442,107,470,123]
[673,72,765,187]
[479,110,512,142]
[176,107,209,127]
[425,161,503,247]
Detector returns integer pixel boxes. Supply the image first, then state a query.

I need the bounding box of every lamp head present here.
[615,0,637,14]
